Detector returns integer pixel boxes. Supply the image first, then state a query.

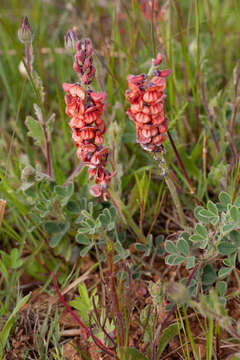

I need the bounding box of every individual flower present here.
[63,35,115,200]
[125,54,170,152]
[139,0,169,21]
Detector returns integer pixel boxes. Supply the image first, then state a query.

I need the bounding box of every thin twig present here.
[167,131,201,205]
[63,162,84,187]
[153,152,187,228]
[52,273,116,358]
[42,122,52,178]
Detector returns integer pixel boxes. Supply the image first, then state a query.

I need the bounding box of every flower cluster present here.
[63,37,114,200]
[125,55,170,152]
[73,38,96,85]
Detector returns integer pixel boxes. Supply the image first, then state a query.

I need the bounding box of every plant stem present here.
[153,152,186,228]
[52,273,116,358]
[109,190,146,243]
[63,162,84,187]
[167,131,201,205]
[25,42,32,74]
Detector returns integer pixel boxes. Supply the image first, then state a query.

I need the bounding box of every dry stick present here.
[201,81,220,153]
[52,273,116,358]
[63,162,84,187]
[161,263,199,331]
[153,153,186,228]
[167,131,201,206]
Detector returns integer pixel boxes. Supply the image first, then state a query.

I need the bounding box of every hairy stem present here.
[167,131,201,205]
[52,273,116,358]
[153,152,186,228]
[63,162,84,187]
[109,190,146,243]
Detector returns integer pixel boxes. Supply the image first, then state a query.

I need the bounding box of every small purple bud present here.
[65,29,77,52]
[18,16,32,44]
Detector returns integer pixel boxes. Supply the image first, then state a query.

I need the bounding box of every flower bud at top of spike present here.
[18,16,33,44]
[153,53,163,66]
[65,29,77,52]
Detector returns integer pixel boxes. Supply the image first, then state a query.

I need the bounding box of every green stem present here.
[153,153,186,228]
[109,190,146,243]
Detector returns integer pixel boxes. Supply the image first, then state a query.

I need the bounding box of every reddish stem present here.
[25,42,31,74]
[63,162,84,187]
[52,273,116,358]
[42,122,52,178]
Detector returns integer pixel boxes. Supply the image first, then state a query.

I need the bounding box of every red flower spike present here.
[125,58,170,152]
[63,37,115,200]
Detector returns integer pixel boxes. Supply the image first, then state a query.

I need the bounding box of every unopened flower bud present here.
[18,16,32,44]
[153,53,162,66]
[166,282,190,305]
[65,29,77,52]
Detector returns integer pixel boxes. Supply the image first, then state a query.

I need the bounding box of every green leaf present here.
[234,196,240,207]
[165,255,185,265]
[230,230,240,247]
[190,234,203,242]
[109,206,117,219]
[165,241,177,254]
[98,214,109,227]
[199,209,213,218]
[10,249,23,269]
[0,294,31,357]
[195,224,208,239]
[177,238,190,256]
[207,200,218,215]
[157,323,180,357]
[230,206,239,222]
[136,243,148,253]
[219,192,232,206]
[125,348,147,360]
[202,264,217,285]
[49,233,63,248]
[25,115,45,147]
[76,234,91,245]
[223,224,236,233]
[218,267,232,278]
[44,221,69,234]
[223,253,236,267]
[80,245,93,257]
[216,281,227,296]
[77,227,91,234]
[186,256,195,269]
[218,241,236,255]
[66,200,81,214]
[44,221,62,233]
[194,206,209,224]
